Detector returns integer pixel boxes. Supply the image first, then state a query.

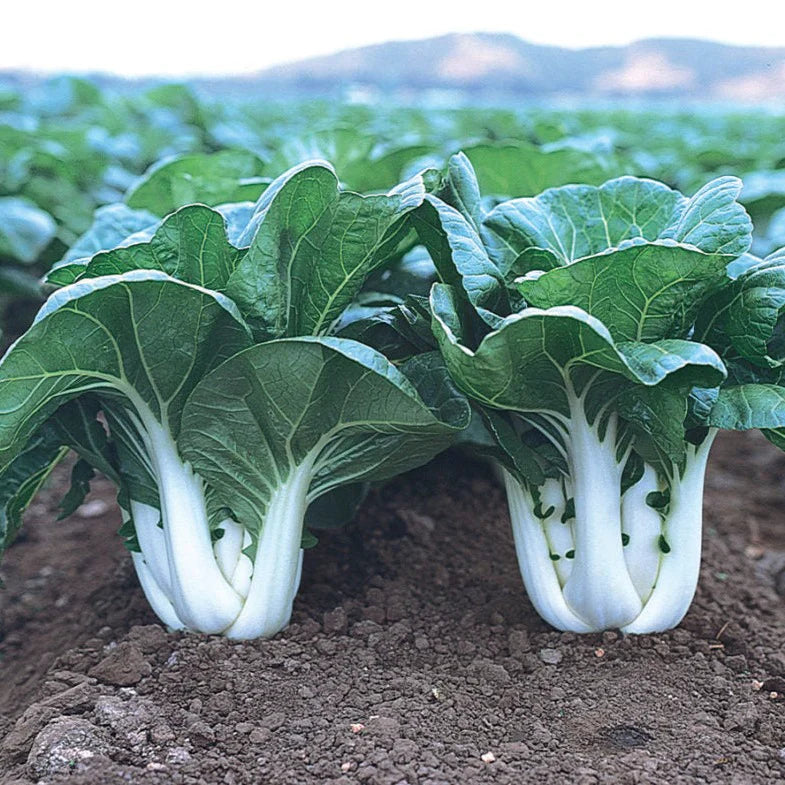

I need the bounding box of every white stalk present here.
[224,460,313,640]
[214,519,246,583]
[540,478,574,586]
[560,400,642,630]
[131,552,184,631]
[129,499,172,596]
[503,469,593,632]
[230,530,254,599]
[622,431,716,634]
[621,464,664,602]
[138,414,243,634]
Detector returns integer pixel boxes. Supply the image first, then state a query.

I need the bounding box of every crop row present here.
[1,151,784,640]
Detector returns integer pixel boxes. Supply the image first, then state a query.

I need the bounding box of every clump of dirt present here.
[1,432,784,785]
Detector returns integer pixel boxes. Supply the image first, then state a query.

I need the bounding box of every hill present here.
[249,34,785,102]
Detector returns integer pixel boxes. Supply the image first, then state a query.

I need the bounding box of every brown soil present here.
[1,431,784,785]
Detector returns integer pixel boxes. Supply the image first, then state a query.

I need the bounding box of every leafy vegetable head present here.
[0,161,468,639]
[426,160,752,634]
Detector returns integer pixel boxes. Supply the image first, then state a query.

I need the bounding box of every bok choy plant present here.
[422,155,768,633]
[697,249,785,455]
[0,162,469,639]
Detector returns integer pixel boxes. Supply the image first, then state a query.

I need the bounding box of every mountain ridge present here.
[250,33,785,101]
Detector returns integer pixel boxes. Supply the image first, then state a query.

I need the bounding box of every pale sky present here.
[4,0,784,77]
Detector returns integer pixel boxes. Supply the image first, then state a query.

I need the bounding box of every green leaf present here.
[0,428,67,551]
[125,150,268,216]
[49,397,120,484]
[486,175,750,279]
[411,195,507,320]
[708,384,785,431]
[0,271,251,472]
[436,153,485,233]
[478,409,547,487]
[696,252,785,369]
[56,205,243,293]
[225,162,426,337]
[463,142,612,199]
[431,284,725,420]
[305,483,369,531]
[516,242,731,342]
[180,337,469,535]
[0,197,57,264]
[336,294,436,362]
[57,458,96,520]
[47,203,159,286]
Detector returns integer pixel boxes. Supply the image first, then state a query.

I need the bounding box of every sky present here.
[4,0,784,77]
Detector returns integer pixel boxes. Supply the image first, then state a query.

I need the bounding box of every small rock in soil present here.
[88,642,151,686]
[127,624,170,653]
[2,705,59,760]
[471,657,511,684]
[508,629,531,656]
[187,720,215,747]
[762,676,785,693]
[249,727,271,744]
[149,723,175,744]
[366,716,400,738]
[165,746,191,765]
[539,647,564,665]
[259,711,286,730]
[323,607,348,633]
[2,683,96,760]
[93,695,158,743]
[723,700,760,731]
[27,717,109,778]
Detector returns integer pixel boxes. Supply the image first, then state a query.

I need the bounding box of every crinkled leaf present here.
[225,162,426,337]
[436,153,485,233]
[696,252,785,369]
[54,205,243,293]
[431,284,725,420]
[125,150,268,216]
[486,176,750,278]
[180,337,469,536]
[516,242,730,341]
[0,271,251,472]
[708,384,785,431]
[411,195,507,321]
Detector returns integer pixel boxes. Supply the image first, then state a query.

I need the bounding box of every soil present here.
[1,431,784,785]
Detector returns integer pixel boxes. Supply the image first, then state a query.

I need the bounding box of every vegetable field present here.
[1,77,785,784]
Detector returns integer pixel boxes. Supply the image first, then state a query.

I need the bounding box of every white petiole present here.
[125,406,315,638]
[503,374,717,634]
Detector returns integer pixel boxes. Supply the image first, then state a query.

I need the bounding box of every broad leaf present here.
[47,203,159,285]
[0,271,251,471]
[180,337,470,537]
[50,205,243,293]
[0,197,56,264]
[224,162,427,337]
[125,150,268,216]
